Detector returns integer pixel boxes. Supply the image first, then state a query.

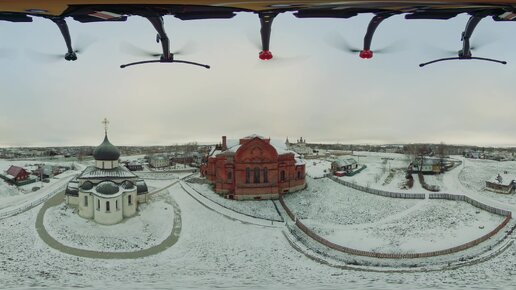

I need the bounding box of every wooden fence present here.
[328,175,425,199]
[279,196,512,259]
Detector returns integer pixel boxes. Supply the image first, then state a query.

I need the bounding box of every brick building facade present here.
[201,135,306,200]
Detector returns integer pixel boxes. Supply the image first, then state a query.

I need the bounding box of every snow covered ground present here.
[0,155,515,289]
[186,178,282,221]
[458,157,516,206]
[44,197,175,252]
[284,177,420,226]
[304,159,332,178]
[0,182,515,289]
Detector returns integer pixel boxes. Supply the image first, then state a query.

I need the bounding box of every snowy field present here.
[305,198,504,253]
[458,158,516,206]
[44,198,175,252]
[304,159,331,178]
[0,183,515,289]
[284,177,420,226]
[0,156,516,289]
[186,179,282,221]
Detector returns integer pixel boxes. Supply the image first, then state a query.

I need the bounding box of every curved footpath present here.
[36,191,182,259]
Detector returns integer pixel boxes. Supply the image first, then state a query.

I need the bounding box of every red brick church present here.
[201,135,306,200]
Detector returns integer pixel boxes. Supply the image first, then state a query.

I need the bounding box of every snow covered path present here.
[179,181,283,228]
[36,190,182,259]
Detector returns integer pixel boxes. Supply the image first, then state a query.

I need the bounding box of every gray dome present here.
[95,181,120,195]
[80,181,94,190]
[121,180,135,190]
[93,134,120,161]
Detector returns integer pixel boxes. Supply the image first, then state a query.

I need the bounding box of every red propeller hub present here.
[259,50,273,61]
[359,50,373,59]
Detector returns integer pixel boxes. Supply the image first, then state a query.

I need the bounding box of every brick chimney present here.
[222,136,227,150]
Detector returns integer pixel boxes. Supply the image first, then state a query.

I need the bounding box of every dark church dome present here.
[95,181,120,195]
[93,134,120,161]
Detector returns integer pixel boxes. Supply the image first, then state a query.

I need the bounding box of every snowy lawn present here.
[186,181,282,221]
[43,198,175,252]
[284,177,420,226]
[458,158,516,206]
[305,199,504,253]
[336,153,412,192]
[305,159,331,178]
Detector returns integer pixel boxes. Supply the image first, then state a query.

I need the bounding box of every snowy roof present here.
[243,134,265,139]
[488,173,515,186]
[78,166,136,180]
[333,158,357,167]
[215,137,295,157]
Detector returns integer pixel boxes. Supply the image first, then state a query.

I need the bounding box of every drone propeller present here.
[120,16,209,69]
[247,31,307,65]
[120,41,193,58]
[326,32,403,57]
[419,15,506,67]
[26,35,95,63]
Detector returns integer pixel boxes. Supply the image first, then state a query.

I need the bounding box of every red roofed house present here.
[201,135,306,200]
[6,165,29,182]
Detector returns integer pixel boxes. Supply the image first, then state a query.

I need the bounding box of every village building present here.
[409,158,443,174]
[485,172,516,194]
[125,162,143,171]
[331,158,359,176]
[149,154,169,168]
[0,165,35,186]
[65,122,148,225]
[286,137,313,156]
[201,135,306,200]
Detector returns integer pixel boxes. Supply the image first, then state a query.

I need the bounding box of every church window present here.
[97,200,100,210]
[106,201,110,212]
[280,170,286,182]
[84,196,88,207]
[263,168,268,183]
[245,168,251,184]
[254,167,260,184]
[128,195,132,205]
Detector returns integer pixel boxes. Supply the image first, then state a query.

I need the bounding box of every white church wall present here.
[65,195,79,206]
[93,196,123,225]
[78,192,94,219]
[123,191,137,218]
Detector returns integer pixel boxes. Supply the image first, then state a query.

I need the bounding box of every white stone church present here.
[65,126,149,225]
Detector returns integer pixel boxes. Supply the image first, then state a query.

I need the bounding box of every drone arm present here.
[50,17,73,53]
[461,15,484,54]
[363,13,395,51]
[146,16,171,60]
[259,13,277,52]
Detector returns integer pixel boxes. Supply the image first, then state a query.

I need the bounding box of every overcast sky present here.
[1,12,516,147]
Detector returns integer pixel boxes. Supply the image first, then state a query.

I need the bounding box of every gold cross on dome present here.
[102,118,110,134]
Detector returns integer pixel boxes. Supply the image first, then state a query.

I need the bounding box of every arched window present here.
[254,167,260,184]
[280,170,286,182]
[106,201,110,212]
[84,195,88,207]
[245,168,251,184]
[263,168,268,183]
[97,199,100,210]
[116,200,119,210]
[297,171,301,179]
[128,195,132,205]
[227,171,233,182]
